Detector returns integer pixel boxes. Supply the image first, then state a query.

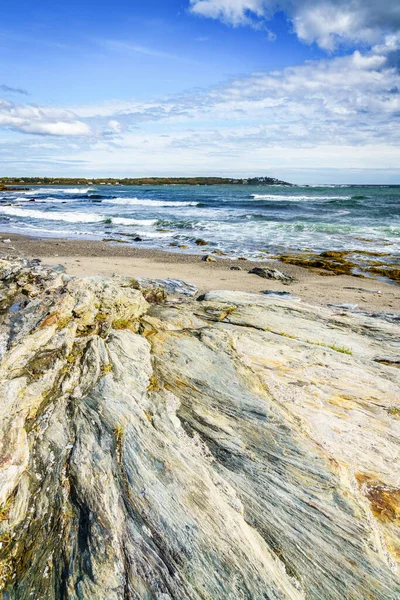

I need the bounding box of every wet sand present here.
[1,232,399,313]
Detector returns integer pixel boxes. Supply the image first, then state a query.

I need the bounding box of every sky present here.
[0,0,400,183]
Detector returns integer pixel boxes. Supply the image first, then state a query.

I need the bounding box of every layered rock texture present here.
[0,258,399,599]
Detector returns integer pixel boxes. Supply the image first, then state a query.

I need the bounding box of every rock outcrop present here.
[0,258,399,599]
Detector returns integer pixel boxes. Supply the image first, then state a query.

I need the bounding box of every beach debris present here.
[230,266,242,271]
[133,236,143,242]
[195,238,208,246]
[262,290,301,301]
[203,255,217,262]
[237,257,248,261]
[249,267,294,282]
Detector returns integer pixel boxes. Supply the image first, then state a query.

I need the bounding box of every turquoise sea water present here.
[1,184,399,260]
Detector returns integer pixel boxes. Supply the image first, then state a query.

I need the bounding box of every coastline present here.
[2,231,399,313]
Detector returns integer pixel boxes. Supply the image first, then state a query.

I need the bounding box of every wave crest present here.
[251,194,351,201]
[106,197,198,207]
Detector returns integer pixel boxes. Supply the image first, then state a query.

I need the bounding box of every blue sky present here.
[0,0,399,182]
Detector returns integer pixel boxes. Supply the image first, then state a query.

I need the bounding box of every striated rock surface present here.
[0,258,399,599]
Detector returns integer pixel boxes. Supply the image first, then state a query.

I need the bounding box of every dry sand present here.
[1,232,399,313]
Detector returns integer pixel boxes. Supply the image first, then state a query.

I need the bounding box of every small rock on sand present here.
[203,255,216,262]
[249,267,294,282]
[262,290,300,301]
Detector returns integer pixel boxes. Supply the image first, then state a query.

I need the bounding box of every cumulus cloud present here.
[105,119,123,134]
[189,0,400,50]
[0,99,91,136]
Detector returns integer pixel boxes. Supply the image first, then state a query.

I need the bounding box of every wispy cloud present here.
[0,29,72,50]
[0,84,28,96]
[100,39,200,63]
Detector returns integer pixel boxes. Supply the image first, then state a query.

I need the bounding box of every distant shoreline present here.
[0,176,292,188]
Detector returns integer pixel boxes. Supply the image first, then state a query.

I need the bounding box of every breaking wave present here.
[106,197,199,207]
[251,194,351,201]
[0,206,156,227]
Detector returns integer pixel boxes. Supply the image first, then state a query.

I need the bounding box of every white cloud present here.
[0,99,91,136]
[99,39,200,63]
[106,119,123,134]
[70,41,400,148]
[189,0,400,50]
[1,32,399,178]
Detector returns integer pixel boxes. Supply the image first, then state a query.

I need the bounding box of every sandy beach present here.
[1,231,399,313]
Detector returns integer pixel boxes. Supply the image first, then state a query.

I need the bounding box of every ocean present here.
[1,184,400,262]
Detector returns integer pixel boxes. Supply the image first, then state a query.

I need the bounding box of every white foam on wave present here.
[0,206,104,223]
[251,194,351,201]
[128,230,174,239]
[14,187,93,196]
[17,223,99,236]
[106,197,198,207]
[112,217,157,226]
[0,205,157,227]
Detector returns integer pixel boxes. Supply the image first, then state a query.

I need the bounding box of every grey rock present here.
[262,290,301,301]
[136,277,198,298]
[0,259,399,599]
[249,266,295,281]
[328,303,359,311]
